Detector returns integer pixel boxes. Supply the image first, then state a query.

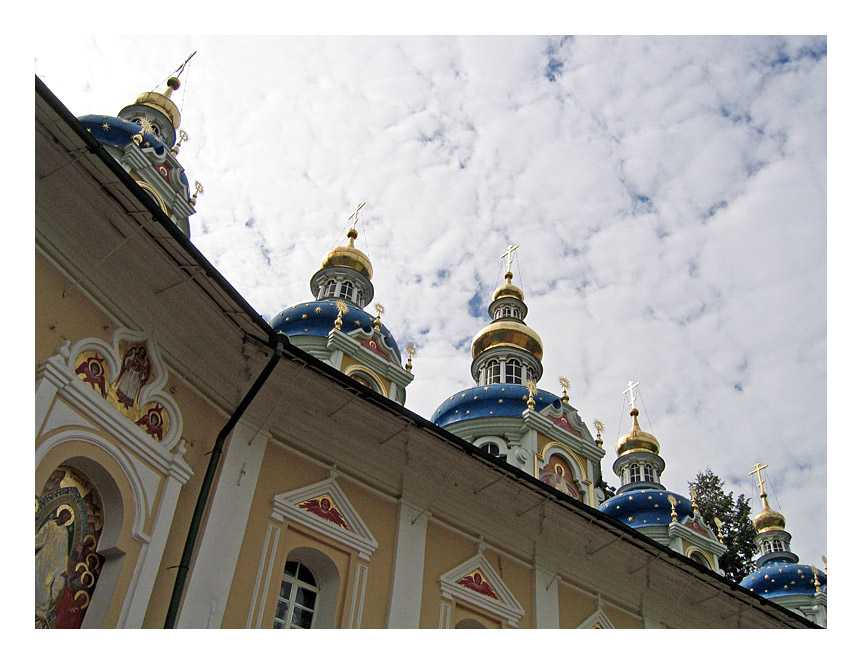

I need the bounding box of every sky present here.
[33,33,832,581]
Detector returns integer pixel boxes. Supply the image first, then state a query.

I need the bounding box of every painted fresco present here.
[74,343,169,441]
[297,494,350,529]
[35,467,104,629]
[538,454,583,500]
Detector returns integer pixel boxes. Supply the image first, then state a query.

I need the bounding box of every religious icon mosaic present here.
[74,342,169,441]
[538,454,583,500]
[35,466,104,629]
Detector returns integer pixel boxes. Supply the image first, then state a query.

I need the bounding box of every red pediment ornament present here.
[297,494,350,530]
[456,570,500,600]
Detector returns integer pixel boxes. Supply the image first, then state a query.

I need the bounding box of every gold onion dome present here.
[752,496,786,533]
[615,409,661,457]
[320,228,373,281]
[471,272,542,361]
[133,76,182,130]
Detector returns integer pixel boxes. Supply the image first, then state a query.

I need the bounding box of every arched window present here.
[355,290,364,307]
[689,551,711,568]
[478,441,505,459]
[324,280,337,297]
[455,618,487,628]
[643,463,654,482]
[629,464,641,483]
[349,371,380,394]
[273,561,319,629]
[485,360,500,385]
[339,280,354,300]
[505,359,522,384]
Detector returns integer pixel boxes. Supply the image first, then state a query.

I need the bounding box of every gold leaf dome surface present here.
[615,409,661,456]
[752,498,786,533]
[471,319,543,361]
[320,229,373,280]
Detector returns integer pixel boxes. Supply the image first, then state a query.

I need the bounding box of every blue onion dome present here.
[431,384,563,428]
[740,561,826,598]
[78,114,169,155]
[599,489,694,528]
[269,300,402,363]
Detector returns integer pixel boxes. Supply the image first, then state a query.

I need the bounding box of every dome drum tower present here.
[270,218,413,406]
[78,75,197,237]
[432,248,605,507]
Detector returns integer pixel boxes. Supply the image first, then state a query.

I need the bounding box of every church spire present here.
[469,244,544,387]
[611,382,665,493]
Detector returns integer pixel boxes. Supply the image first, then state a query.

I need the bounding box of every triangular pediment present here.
[271,476,378,561]
[577,606,615,629]
[439,553,524,627]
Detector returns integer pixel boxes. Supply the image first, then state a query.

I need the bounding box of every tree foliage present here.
[688,468,758,583]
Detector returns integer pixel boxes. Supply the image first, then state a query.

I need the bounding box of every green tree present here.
[688,468,758,583]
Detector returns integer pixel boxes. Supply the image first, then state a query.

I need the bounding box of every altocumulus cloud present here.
[34,35,827,570]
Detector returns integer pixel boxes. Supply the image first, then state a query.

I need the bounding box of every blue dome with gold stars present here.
[739,557,826,598]
[78,114,168,154]
[430,384,571,428]
[270,300,402,363]
[599,489,695,528]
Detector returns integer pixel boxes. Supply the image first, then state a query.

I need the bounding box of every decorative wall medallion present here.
[75,353,109,398]
[62,330,184,452]
[456,570,500,600]
[35,466,104,629]
[297,494,350,529]
[135,403,168,442]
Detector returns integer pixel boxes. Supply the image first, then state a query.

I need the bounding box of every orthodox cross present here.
[623,380,640,410]
[749,462,769,495]
[348,202,365,229]
[501,244,520,273]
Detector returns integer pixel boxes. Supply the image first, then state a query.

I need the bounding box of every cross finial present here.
[348,202,365,229]
[501,244,520,274]
[405,343,416,373]
[749,462,769,496]
[623,380,640,410]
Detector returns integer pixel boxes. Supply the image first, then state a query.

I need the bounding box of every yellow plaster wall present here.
[418,521,533,629]
[222,441,398,629]
[557,582,599,628]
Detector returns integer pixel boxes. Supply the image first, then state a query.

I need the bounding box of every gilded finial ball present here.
[167,76,181,91]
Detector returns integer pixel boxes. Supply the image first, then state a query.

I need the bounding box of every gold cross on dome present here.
[501,244,520,273]
[749,462,769,494]
[623,380,640,410]
[348,202,365,229]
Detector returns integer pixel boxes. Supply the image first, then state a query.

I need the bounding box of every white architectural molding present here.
[271,477,378,561]
[439,552,525,628]
[178,422,271,628]
[386,501,428,628]
[577,606,616,629]
[533,565,560,628]
[347,563,369,629]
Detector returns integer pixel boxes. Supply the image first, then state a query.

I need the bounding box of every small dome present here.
[599,489,694,528]
[320,228,373,280]
[431,384,563,428]
[471,320,543,362]
[615,409,660,457]
[492,280,524,302]
[740,560,826,599]
[269,300,401,362]
[752,497,786,533]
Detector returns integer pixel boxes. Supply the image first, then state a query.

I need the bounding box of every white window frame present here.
[273,561,319,629]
